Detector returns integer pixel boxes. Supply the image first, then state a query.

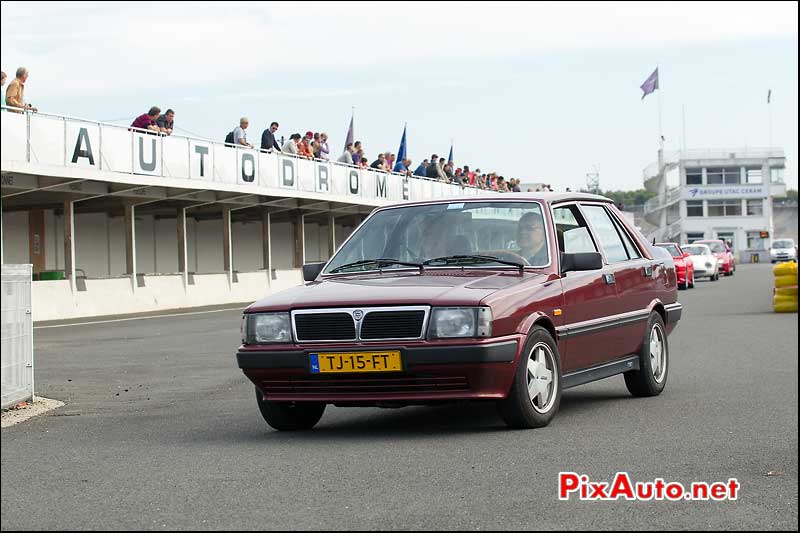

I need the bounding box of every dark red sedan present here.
[655,242,695,290]
[696,239,736,276]
[237,193,682,430]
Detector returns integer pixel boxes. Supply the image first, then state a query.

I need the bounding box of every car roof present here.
[378,192,613,210]
[695,239,723,243]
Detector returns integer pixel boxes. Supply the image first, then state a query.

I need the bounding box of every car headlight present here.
[243,313,292,344]
[428,307,492,339]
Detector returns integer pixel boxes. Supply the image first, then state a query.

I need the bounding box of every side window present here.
[552,205,598,254]
[608,211,642,259]
[581,205,630,263]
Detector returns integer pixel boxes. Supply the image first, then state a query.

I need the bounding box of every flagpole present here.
[657,64,663,151]
[768,91,773,152]
[681,104,686,155]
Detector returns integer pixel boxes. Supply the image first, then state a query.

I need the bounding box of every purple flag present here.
[640,68,659,100]
[344,114,354,149]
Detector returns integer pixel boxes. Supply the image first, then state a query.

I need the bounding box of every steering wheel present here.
[482,250,530,266]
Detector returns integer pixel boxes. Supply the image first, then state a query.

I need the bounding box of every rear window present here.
[704,242,725,253]
[657,244,681,257]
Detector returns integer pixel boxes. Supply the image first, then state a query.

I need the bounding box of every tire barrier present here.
[773,262,798,313]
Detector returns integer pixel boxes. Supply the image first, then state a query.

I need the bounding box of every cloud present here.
[1,1,796,98]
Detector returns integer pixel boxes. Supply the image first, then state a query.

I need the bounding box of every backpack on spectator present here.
[225,131,235,145]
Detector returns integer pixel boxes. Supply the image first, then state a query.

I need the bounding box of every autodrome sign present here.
[683,185,767,199]
[24,117,475,204]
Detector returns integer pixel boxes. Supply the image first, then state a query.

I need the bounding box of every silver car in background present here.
[682,243,720,281]
[770,238,797,263]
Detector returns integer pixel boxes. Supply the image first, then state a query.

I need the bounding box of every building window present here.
[746,199,763,216]
[686,200,703,217]
[745,167,762,184]
[686,168,702,185]
[686,232,705,243]
[706,168,724,185]
[747,231,767,250]
[770,167,785,183]
[723,167,741,184]
[708,199,742,217]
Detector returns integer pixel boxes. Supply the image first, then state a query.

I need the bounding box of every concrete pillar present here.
[261,210,271,272]
[124,204,136,291]
[223,206,232,286]
[28,210,46,275]
[292,211,305,268]
[177,207,188,289]
[64,200,76,293]
[327,213,336,258]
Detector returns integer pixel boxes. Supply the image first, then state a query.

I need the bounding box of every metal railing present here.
[644,187,682,213]
[1,264,34,409]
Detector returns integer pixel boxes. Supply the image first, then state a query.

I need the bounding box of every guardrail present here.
[1,106,497,204]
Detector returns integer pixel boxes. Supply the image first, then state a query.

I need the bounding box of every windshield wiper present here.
[422,254,524,272]
[328,258,423,274]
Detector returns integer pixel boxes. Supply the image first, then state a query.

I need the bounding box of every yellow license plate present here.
[309,351,402,374]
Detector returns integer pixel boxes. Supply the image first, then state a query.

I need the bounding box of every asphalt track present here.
[1,263,797,530]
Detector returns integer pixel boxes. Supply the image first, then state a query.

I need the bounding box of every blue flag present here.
[447,143,453,165]
[640,67,659,100]
[397,124,407,162]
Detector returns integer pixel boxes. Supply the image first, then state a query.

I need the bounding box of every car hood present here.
[246,269,550,311]
[772,248,795,253]
[689,256,716,267]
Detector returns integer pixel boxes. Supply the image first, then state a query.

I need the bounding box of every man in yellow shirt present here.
[5,67,37,113]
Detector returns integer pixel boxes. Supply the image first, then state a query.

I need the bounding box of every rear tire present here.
[624,313,668,397]
[255,387,326,431]
[498,326,562,429]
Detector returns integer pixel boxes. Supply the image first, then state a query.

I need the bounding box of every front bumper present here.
[237,338,522,403]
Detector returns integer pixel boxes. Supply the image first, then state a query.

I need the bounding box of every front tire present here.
[498,326,562,429]
[689,272,695,289]
[624,312,668,397]
[255,387,326,431]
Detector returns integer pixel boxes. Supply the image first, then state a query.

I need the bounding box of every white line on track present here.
[34,308,244,329]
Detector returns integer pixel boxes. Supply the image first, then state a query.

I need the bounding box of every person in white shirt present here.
[233,117,252,148]
[282,133,301,155]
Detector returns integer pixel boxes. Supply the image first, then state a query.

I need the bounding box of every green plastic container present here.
[38,270,65,281]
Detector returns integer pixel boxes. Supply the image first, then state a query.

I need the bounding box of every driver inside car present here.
[515,212,548,265]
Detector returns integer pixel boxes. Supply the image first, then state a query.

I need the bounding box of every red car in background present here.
[655,243,694,290]
[696,239,736,276]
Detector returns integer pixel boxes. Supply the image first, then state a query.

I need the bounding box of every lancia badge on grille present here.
[353,310,364,321]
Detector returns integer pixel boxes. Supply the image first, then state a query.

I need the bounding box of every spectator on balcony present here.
[338,143,355,164]
[299,136,314,159]
[315,132,330,160]
[394,158,412,175]
[282,133,301,154]
[385,152,395,172]
[371,153,388,171]
[358,153,369,169]
[304,131,314,147]
[352,142,363,164]
[156,109,175,135]
[5,67,38,114]
[131,106,161,133]
[260,121,281,152]
[414,159,429,177]
[426,155,439,179]
[444,162,456,183]
[232,117,253,148]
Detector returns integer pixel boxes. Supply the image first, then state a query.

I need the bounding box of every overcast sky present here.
[2,1,797,190]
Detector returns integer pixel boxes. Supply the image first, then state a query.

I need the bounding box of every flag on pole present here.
[767,89,772,104]
[397,124,407,162]
[344,112,354,148]
[640,67,659,100]
[447,142,453,165]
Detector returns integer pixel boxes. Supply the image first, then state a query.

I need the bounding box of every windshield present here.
[704,242,726,253]
[683,245,709,256]
[772,240,794,249]
[657,244,681,257]
[324,201,549,274]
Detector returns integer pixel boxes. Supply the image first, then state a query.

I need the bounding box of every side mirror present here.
[302,262,326,282]
[561,252,603,274]
[683,252,690,259]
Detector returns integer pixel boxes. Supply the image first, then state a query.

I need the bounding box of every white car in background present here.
[770,238,797,263]
[682,243,720,281]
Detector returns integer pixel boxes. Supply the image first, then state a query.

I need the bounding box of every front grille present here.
[361,310,426,339]
[260,376,469,395]
[294,313,355,341]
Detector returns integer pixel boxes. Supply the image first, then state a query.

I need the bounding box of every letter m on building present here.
[376,175,387,198]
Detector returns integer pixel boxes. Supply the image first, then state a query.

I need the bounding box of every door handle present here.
[603,273,616,285]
